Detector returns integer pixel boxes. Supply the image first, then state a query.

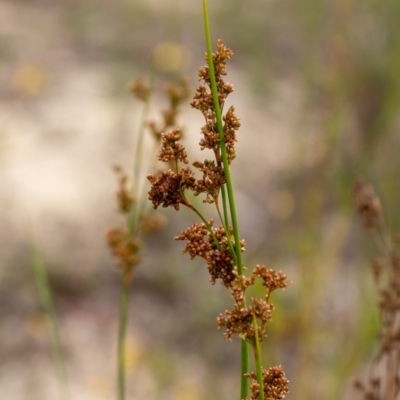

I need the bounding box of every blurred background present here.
[1,0,400,399]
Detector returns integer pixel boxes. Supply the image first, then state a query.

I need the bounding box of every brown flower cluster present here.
[130,76,190,141]
[129,78,150,102]
[107,75,189,277]
[108,76,192,278]
[191,39,239,163]
[175,220,246,287]
[147,128,226,208]
[106,227,143,270]
[352,179,383,229]
[113,165,134,213]
[217,266,290,345]
[358,248,400,400]
[192,159,226,203]
[153,78,190,141]
[147,129,195,211]
[253,265,291,301]
[158,129,189,164]
[148,167,195,211]
[106,165,142,273]
[147,40,240,210]
[107,165,164,278]
[245,366,289,400]
[353,180,400,400]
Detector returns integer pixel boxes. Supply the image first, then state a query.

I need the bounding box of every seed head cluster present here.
[106,227,143,270]
[245,366,290,400]
[175,220,246,287]
[130,76,190,142]
[217,266,290,345]
[150,78,190,141]
[148,167,196,211]
[147,41,239,208]
[106,165,164,277]
[191,39,239,163]
[353,180,400,400]
[158,129,189,164]
[106,77,189,279]
[129,78,150,102]
[352,179,383,229]
[146,40,290,400]
[113,164,134,213]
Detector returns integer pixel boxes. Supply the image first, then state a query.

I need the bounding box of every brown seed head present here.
[352,179,383,229]
[158,129,188,164]
[165,77,191,108]
[190,40,239,165]
[192,159,226,203]
[146,78,190,141]
[106,227,143,270]
[175,222,245,287]
[113,165,134,214]
[253,265,291,299]
[148,170,180,210]
[147,166,196,210]
[129,78,150,101]
[244,366,289,400]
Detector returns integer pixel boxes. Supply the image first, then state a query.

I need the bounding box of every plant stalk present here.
[130,64,156,235]
[253,314,265,400]
[31,239,70,400]
[118,269,131,400]
[202,1,250,398]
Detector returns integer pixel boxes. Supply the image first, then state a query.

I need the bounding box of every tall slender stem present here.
[202,1,249,398]
[130,64,156,236]
[119,65,156,399]
[215,201,237,265]
[202,1,243,276]
[220,185,231,229]
[252,314,265,400]
[31,238,70,400]
[202,8,246,344]
[118,270,131,400]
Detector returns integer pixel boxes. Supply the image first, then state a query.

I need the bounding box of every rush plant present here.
[146,2,291,399]
[107,73,190,400]
[353,180,400,400]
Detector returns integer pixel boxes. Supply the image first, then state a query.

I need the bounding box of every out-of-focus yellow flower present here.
[12,64,47,95]
[125,336,144,371]
[153,42,192,72]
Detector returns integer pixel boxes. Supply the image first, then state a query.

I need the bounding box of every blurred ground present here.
[1,0,400,399]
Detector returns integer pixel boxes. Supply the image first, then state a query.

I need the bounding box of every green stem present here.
[252,314,265,400]
[118,270,131,400]
[220,185,231,229]
[202,0,243,276]
[191,203,220,250]
[120,69,155,399]
[132,64,156,196]
[240,340,250,399]
[215,199,237,266]
[202,1,249,397]
[30,238,70,400]
[130,63,156,236]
